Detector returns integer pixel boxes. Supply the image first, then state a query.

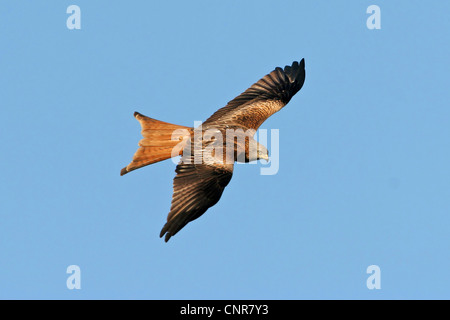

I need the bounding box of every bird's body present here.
[121,60,306,241]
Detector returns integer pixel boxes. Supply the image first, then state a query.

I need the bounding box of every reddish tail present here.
[120,112,192,176]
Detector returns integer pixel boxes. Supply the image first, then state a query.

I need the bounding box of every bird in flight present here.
[121,59,306,242]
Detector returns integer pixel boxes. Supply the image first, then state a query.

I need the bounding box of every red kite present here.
[121,60,306,241]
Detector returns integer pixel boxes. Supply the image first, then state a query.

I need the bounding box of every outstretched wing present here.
[160,159,233,242]
[203,59,306,130]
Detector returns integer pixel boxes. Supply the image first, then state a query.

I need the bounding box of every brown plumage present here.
[121,59,306,242]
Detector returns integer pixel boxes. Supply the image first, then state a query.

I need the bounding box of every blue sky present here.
[1,1,449,299]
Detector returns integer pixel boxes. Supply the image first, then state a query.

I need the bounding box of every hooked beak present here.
[261,153,270,163]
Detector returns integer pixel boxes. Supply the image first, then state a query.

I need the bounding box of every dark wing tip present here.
[282,59,306,95]
[288,58,304,69]
[284,59,305,79]
[159,224,172,242]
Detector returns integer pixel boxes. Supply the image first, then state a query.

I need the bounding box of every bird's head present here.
[256,143,269,162]
[242,141,269,163]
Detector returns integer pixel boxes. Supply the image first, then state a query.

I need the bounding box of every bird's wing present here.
[160,158,233,242]
[203,59,305,131]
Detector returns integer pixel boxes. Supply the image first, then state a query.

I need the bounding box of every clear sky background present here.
[1,1,449,299]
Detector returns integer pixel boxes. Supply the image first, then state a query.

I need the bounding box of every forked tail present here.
[120,112,192,176]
